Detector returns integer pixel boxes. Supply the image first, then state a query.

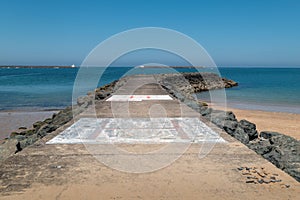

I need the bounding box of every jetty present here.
[0,75,299,199]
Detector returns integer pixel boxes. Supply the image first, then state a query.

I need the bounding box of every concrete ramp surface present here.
[46,117,225,144]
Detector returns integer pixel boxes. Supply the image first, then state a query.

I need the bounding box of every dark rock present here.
[94,81,117,100]
[270,179,282,183]
[21,129,36,136]
[285,168,300,182]
[15,141,22,153]
[14,135,26,141]
[247,139,273,155]
[238,120,258,141]
[210,110,237,121]
[9,132,20,137]
[72,106,85,116]
[95,92,107,100]
[222,78,238,88]
[33,121,45,129]
[168,90,174,96]
[269,134,296,147]
[262,146,285,169]
[208,110,237,129]
[18,126,27,130]
[257,179,264,184]
[260,131,280,139]
[184,100,201,112]
[77,95,92,106]
[174,92,185,101]
[10,129,35,137]
[223,120,238,135]
[43,118,52,124]
[158,72,238,98]
[224,111,236,121]
[262,179,271,184]
[232,126,249,144]
[51,113,57,119]
[198,101,208,106]
[199,107,212,116]
[37,124,59,138]
[19,135,38,150]
[51,107,73,126]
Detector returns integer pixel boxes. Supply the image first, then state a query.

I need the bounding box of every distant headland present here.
[0,64,77,68]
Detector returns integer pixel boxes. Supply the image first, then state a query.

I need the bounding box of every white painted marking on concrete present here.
[106,95,173,101]
[46,118,226,144]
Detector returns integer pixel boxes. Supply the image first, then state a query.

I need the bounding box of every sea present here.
[0,67,299,114]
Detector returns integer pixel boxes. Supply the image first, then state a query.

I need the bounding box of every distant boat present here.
[71,64,76,68]
[54,67,59,69]
[139,65,144,68]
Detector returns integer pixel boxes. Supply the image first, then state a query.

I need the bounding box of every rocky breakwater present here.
[157,72,238,111]
[248,132,300,182]
[158,72,300,182]
[157,72,237,101]
[0,79,125,161]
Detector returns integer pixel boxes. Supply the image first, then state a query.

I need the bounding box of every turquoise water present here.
[198,67,300,113]
[0,67,197,111]
[0,67,299,113]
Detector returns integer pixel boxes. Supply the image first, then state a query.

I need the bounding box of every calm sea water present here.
[0,67,299,113]
[199,67,300,113]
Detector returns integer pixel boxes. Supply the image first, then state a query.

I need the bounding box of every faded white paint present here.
[46,118,225,144]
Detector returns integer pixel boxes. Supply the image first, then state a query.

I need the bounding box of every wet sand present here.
[211,105,300,140]
[0,111,58,140]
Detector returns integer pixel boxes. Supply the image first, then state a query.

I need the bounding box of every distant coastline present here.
[0,67,299,114]
[0,65,203,69]
[0,65,76,68]
[138,65,204,68]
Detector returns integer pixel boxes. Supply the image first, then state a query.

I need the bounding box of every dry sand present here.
[211,105,300,140]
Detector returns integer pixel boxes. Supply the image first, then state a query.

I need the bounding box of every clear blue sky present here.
[0,0,300,66]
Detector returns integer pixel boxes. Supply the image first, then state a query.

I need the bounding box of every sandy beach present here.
[211,105,300,140]
[0,111,58,140]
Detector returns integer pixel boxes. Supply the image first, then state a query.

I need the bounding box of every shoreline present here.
[224,101,300,114]
[0,110,58,140]
[209,104,300,140]
[0,65,77,68]
[0,108,62,113]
